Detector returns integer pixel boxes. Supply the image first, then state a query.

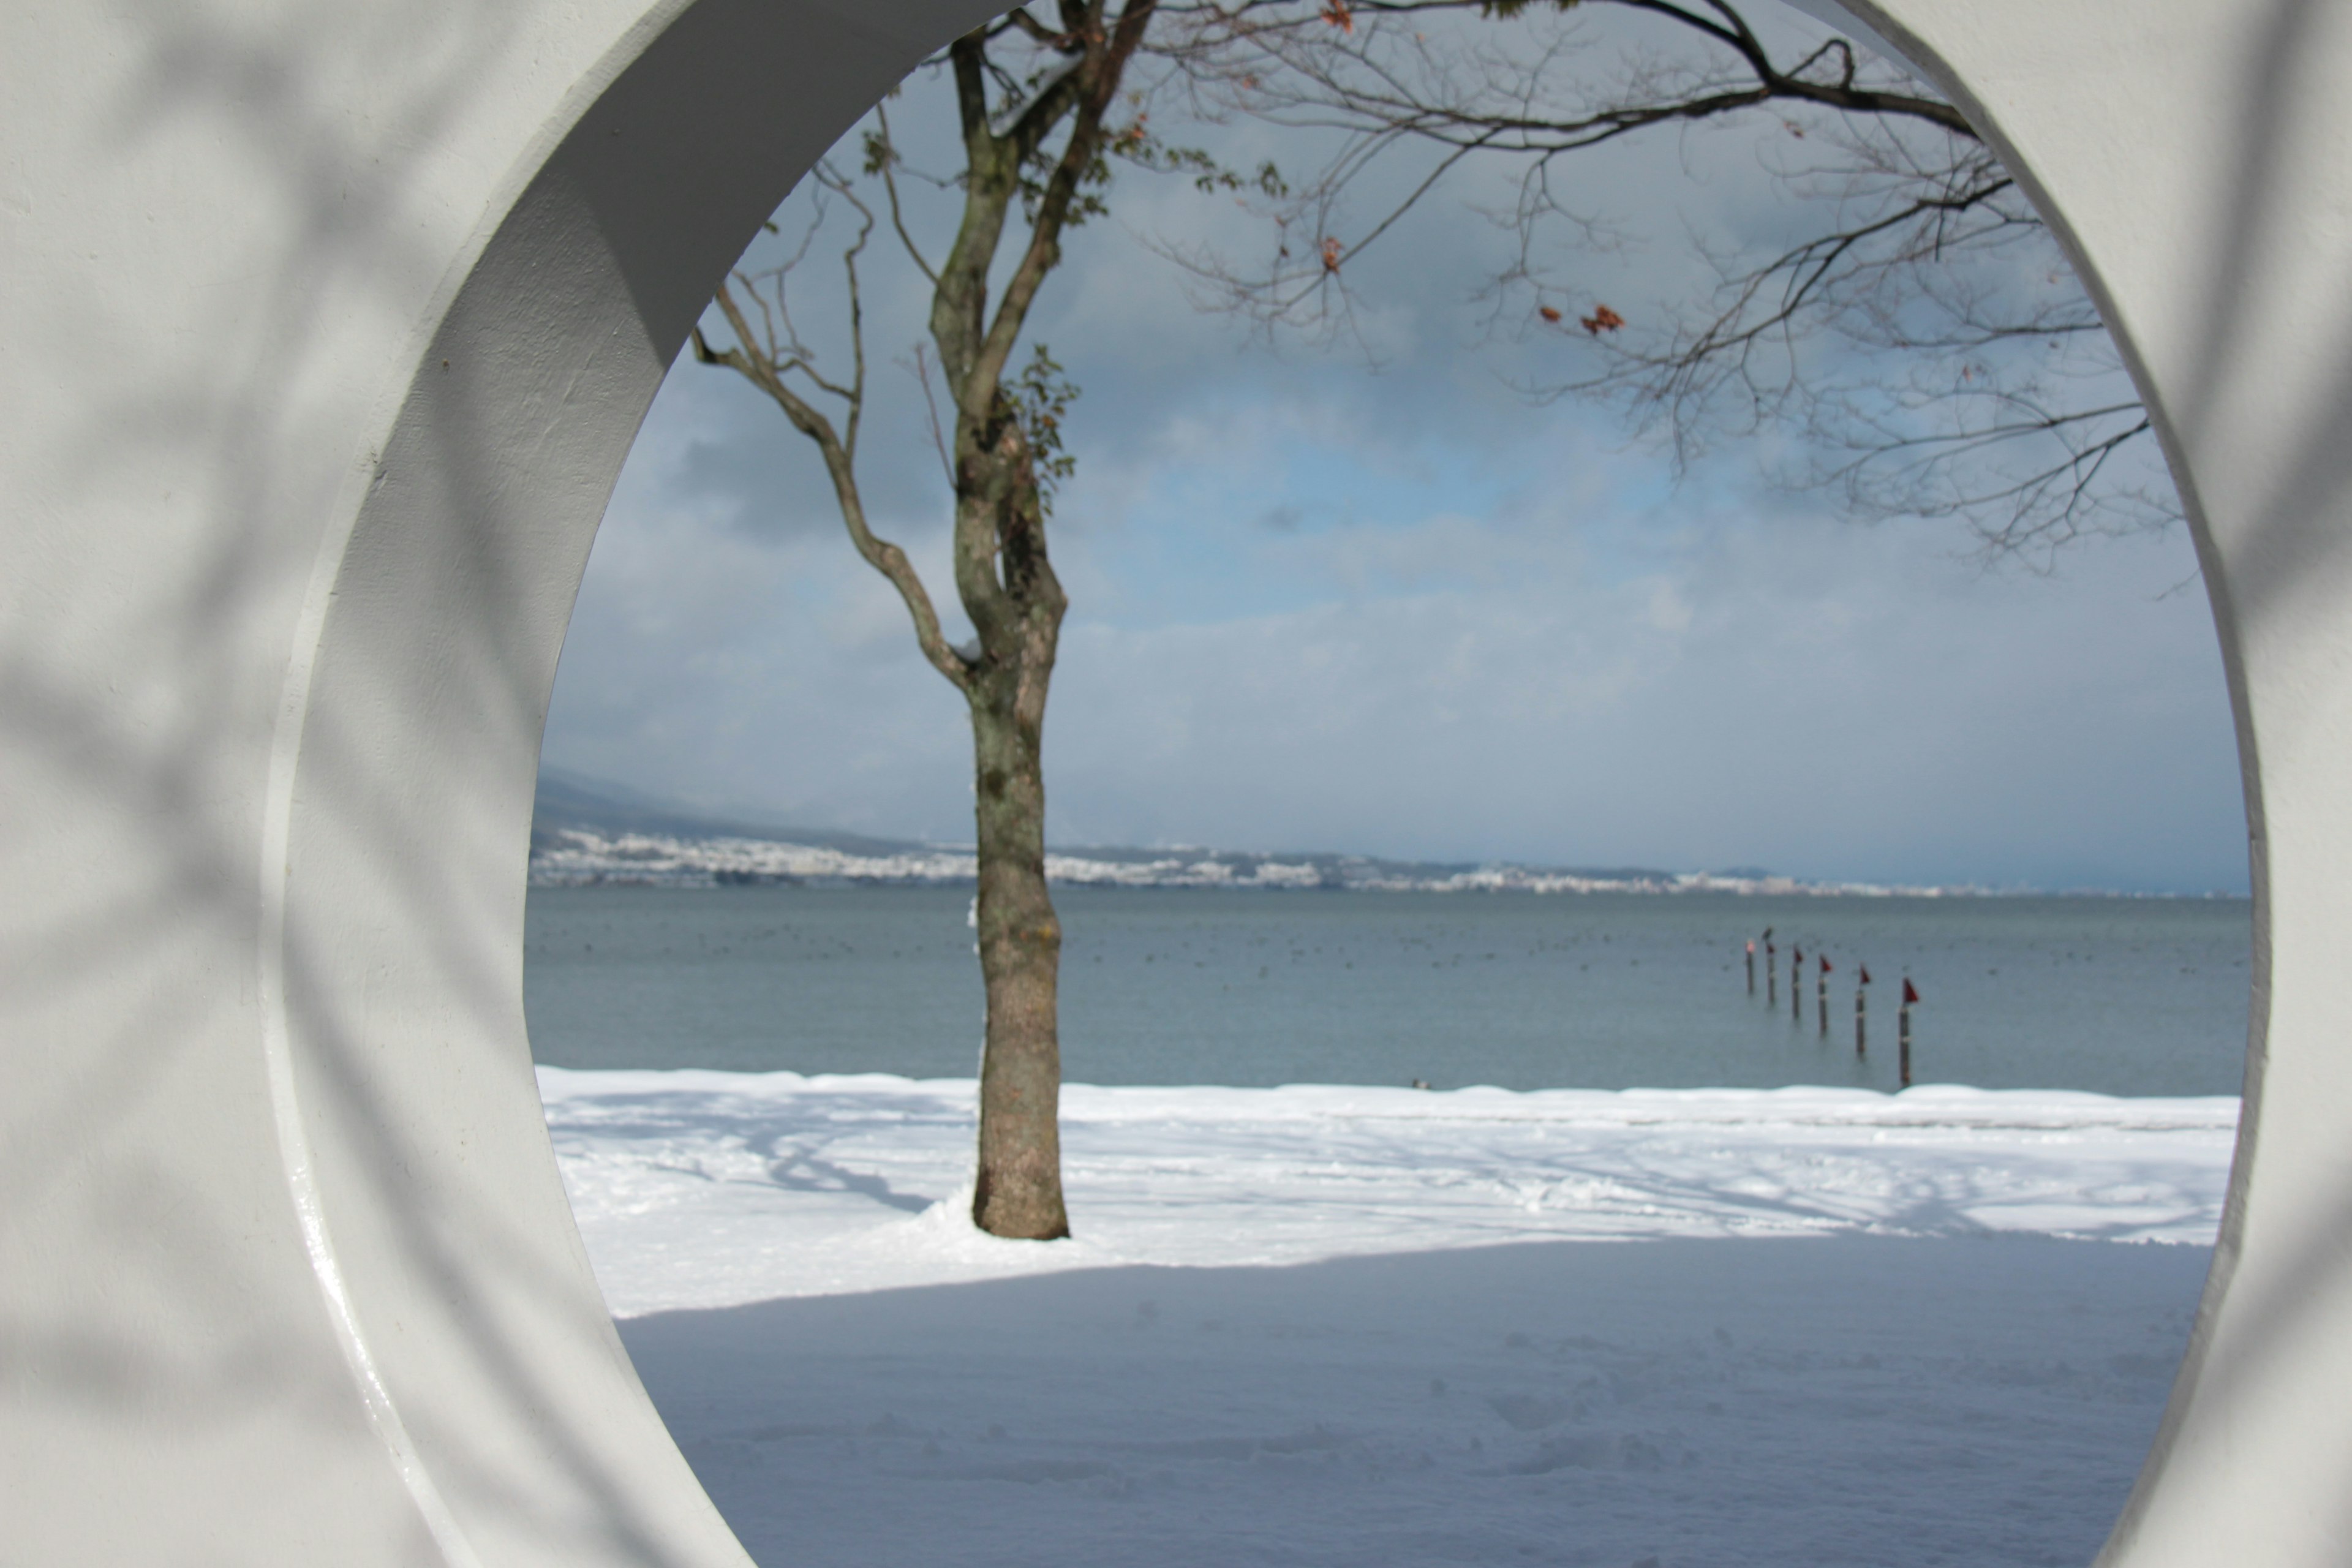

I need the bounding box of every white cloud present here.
[540,1,2244,892]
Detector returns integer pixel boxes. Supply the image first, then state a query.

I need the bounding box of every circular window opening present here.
[526,4,2245,1564]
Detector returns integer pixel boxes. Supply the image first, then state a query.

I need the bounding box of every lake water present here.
[524,884,2252,1097]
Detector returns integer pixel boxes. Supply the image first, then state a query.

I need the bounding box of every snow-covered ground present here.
[544,1071,2236,1567]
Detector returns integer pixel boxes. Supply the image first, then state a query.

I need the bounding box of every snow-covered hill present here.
[530,771,1942,895]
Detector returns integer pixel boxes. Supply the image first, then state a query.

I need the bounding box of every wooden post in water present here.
[1817,954,1831,1036]
[1855,964,1871,1055]
[1790,947,1803,1021]
[1766,940,1777,1006]
[1746,940,1755,995]
[1898,977,1918,1088]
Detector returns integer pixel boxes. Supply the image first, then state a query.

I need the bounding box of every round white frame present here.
[5,1,2350,1562]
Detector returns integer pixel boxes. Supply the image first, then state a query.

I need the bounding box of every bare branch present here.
[902,343,957,487]
[693,282,974,693]
[872,104,943,287]
[1154,0,2169,556]
[970,0,1162,418]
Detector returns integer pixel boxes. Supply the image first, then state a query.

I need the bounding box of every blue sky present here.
[541,4,2247,894]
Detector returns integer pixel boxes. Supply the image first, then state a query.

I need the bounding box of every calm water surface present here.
[524,885,2250,1096]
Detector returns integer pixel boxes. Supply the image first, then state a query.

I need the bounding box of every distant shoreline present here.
[527,825,2245,900]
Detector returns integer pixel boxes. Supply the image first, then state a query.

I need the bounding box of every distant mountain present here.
[532,768,930,859]
[527,768,1874,895]
[528,772,2228,898]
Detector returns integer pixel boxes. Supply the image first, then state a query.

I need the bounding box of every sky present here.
[540,2,2247,895]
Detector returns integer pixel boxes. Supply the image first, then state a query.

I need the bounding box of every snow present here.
[541,1072,2232,1316]
[545,1071,2234,1568]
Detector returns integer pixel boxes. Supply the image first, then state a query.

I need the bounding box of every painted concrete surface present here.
[1,1,2348,1563]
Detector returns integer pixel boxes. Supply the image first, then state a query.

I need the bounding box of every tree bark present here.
[957,380,1071,1238]
[967,668,1068,1238]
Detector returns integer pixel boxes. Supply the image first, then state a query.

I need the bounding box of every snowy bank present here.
[540,1070,2234,1318]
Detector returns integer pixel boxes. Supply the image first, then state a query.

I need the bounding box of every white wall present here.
[2,1,2347,1562]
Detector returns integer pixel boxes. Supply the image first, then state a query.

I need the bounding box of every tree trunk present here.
[701,9,1148,1238]
[967,665,1069,1239]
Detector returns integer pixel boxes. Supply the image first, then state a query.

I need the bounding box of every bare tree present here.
[693,4,1165,1240]
[690,0,2161,1241]
[692,2,1294,1238]
[1157,0,2174,565]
